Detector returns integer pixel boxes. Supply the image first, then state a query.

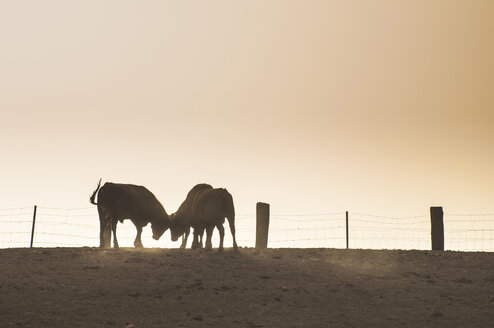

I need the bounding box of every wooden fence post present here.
[256,202,270,249]
[30,205,37,248]
[430,206,444,251]
[346,211,349,249]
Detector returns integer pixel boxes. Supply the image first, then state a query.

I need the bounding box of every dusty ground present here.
[1,247,494,328]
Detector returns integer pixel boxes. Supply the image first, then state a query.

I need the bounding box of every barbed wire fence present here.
[0,207,34,248]
[1,205,494,251]
[267,213,346,248]
[444,213,494,251]
[347,213,431,250]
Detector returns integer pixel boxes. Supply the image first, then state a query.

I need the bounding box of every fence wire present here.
[0,207,493,251]
[444,213,494,252]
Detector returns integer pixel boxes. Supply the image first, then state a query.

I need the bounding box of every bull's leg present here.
[205,226,214,249]
[198,229,204,248]
[112,219,119,249]
[134,226,144,248]
[99,218,106,248]
[191,231,200,249]
[99,214,111,248]
[217,224,225,251]
[180,227,190,249]
[227,216,238,250]
[180,234,187,249]
[192,228,205,249]
[195,227,204,248]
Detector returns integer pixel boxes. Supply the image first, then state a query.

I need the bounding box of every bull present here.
[170,186,238,250]
[170,183,212,248]
[89,179,170,248]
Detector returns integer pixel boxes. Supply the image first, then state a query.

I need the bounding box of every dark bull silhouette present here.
[170,183,212,248]
[170,185,238,250]
[90,179,170,248]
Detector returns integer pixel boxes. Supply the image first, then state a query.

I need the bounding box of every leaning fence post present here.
[346,211,349,249]
[30,205,37,248]
[430,206,444,251]
[255,202,270,249]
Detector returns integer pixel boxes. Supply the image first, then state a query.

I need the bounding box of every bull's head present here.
[151,216,169,240]
[169,213,187,242]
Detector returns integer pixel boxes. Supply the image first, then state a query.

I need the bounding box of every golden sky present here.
[1,1,493,216]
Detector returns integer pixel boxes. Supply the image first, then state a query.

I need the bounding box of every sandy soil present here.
[1,247,494,328]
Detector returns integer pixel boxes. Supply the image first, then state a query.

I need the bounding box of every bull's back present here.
[98,183,166,219]
[176,183,213,217]
[192,188,234,221]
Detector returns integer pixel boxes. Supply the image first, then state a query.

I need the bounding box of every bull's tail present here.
[224,189,238,249]
[89,178,102,205]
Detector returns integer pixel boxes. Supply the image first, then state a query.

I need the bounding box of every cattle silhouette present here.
[90,179,170,248]
[170,183,213,248]
[170,185,237,250]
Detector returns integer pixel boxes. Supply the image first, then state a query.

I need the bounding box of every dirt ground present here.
[1,247,494,328]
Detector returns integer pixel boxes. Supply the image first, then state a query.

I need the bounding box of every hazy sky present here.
[1,0,493,217]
